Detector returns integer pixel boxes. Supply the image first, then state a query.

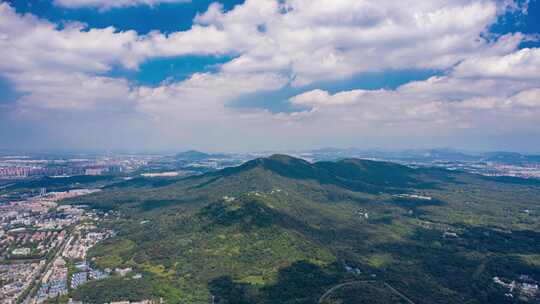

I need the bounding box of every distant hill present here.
[309,147,540,165]
[423,148,480,161]
[67,155,540,304]
[371,148,481,162]
[484,151,540,164]
[174,150,214,161]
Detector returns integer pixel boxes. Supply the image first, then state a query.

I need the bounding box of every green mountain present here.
[174,150,228,161]
[68,155,540,304]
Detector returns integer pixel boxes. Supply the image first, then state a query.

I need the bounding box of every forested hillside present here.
[66,155,540,304]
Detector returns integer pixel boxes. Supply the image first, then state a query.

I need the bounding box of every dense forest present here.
[64,155,540,303]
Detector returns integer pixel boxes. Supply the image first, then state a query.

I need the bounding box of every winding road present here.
[318,280,416,304]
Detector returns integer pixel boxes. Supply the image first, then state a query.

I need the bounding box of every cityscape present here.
[0,183,160,304]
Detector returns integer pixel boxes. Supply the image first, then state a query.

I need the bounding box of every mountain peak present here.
[175,150,210,159]
[215,154,419,194]
[267,154,310,164]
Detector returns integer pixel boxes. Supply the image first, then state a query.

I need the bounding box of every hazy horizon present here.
[2,146,540,156]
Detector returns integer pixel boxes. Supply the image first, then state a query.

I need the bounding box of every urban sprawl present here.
[0,188,153,304]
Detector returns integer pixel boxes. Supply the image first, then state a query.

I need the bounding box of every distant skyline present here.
[1,0,540,152]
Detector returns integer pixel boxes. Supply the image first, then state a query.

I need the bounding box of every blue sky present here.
[6,0,245,33]
[1,0,540,152]
[106,55,235,86]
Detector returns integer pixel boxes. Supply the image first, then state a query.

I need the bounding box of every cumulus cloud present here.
[135,72,288,116]
[453,47,540,79]
[290,89,369,107]
[0,2,260,114]
[13,72,135,110]
[53,0,191,10]
[285,71,540,135]
[202,0,524,86]
[0,0,530,87]
[456,88,540,110]
[0,3,243,75]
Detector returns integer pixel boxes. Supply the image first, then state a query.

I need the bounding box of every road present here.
[318,280,376,304]
[383,282,416,304]
[318,280,416,304]
[20,234,72,304]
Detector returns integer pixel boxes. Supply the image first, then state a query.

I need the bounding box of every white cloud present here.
[128,25,242,64]
[290,89,375,107]
[1,0,531,89]
[205,0,525,86]
[0,2,260,115]
[12,72,135,110]
[288,85,450,125]
[1,0,539,150]
[53,0,190,10]
[453,47,540,80]
[512,88,540,107]
[0,4,139,73]
[135,72,288,116]
[285,71,540,133]
[0,3,244,75]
